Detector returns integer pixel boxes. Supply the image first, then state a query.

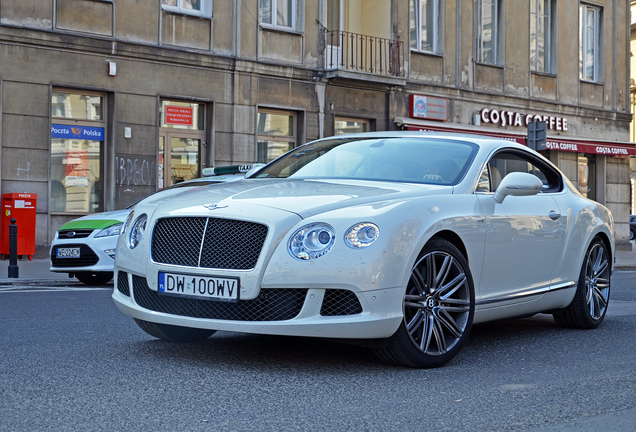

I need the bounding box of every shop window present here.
[161,0,212,18]
[257,110,296,163]
[50,91,105,213]
[578,154,596,200]
[409,0,440,53]
[159,101,206,189]
[476,0,502,65]
[334,117,369,135]
[530,0,556,74]
[579,3,602,82]
[259,0,296,30]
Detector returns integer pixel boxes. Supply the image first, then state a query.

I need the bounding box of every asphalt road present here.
[1,271,635,432]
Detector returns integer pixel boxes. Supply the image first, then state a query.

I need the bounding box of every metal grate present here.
[58,229,94,239]
[132,275,306,321]
[50,244,99,267]
[117,271,130,296]
[151,217,268,270]
[320,289,363,316]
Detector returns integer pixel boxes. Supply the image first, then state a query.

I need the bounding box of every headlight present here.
[345,223,379,249]
[121,211,134,235]
[127,214,147,249]
[95,223,123,238]
[288,223,335,260]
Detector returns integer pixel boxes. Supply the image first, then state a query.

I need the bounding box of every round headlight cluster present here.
[127,214,147,249]
[345,223,380,249]
[288,223,336,260]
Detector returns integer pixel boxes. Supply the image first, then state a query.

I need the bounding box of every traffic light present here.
[527,120,547,151]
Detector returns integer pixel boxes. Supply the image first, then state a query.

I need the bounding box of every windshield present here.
[252,137,479,185]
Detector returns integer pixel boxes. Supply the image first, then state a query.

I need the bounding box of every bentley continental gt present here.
[113,132,613,368]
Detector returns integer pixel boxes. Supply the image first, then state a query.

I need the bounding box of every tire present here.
[134,318,216,342]
[75,272,113,286]
[630,228,635,241]
[374,238,475,368]
[553,237,610,329]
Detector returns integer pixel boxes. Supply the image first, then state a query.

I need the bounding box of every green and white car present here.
[50,165,262,285]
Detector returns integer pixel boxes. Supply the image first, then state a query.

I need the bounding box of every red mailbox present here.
[1,193,37,260]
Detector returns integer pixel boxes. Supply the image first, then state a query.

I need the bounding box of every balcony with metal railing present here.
[324,30,406,86]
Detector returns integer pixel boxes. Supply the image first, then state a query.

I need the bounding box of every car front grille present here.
[320,289,363,316]
[58,229,94,239]
[132,275,307,321]
[117,271,130,296]
[50,244,99,267]
[151,217,268,270]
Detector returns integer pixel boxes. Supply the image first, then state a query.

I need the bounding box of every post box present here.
[1,193,37,260]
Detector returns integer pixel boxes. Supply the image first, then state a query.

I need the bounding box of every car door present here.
[475,150,565,305]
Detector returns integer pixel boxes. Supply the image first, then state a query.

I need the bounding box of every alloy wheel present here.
[584,243,610,320]
[404,251,471,356]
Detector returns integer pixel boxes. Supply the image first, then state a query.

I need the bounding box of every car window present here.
[481,151,562,193]
[253,137,479,186]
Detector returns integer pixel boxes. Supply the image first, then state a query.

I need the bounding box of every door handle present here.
[549,211,561,221]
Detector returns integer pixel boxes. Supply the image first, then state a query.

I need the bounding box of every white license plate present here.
[56,247,80,258]
[158,272,239,302]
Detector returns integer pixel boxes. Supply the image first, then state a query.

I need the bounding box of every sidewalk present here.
[1,246,635,284]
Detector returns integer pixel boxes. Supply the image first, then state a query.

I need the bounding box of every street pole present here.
[8,218,19,278]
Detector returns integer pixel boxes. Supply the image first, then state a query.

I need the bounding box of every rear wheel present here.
[75,272,113,286]
[553,237,610,329]
[374,238,475,368]
[134,319,216,342]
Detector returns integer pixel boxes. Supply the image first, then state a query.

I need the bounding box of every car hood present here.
[58,209,132,231]
[146,178,453,218]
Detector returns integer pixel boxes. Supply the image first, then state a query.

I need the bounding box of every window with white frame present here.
[476,0,500,64]
[579,3,601,82]
[161,0,212,18]
[530,0,555,74]
[334,117,369,135]
[259,0,295,30]
[409,0,439,53]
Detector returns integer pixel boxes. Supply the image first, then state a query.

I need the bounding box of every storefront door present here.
[158,101,205,189]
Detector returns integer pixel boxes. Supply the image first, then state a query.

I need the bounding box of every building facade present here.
[0,0,632,257]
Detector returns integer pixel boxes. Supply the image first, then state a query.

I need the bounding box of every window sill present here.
[161,6,211,19]
[474,62,504,69]
[259,24,302,36]
[531,71,557,78]
[580,79,604,85]
[410,50,443,58]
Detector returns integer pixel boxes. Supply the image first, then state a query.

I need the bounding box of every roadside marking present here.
[0,286,111,293]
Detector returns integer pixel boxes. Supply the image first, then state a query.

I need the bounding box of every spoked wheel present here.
[375,238,475,368]
[553,237,610,329]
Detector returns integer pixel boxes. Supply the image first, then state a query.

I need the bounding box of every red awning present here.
[395,117,636,157]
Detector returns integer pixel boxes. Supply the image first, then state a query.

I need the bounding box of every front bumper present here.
[112,270,404,339]
[50,236,118,273]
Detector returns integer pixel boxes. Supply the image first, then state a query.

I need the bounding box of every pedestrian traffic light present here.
[527,120,547,151]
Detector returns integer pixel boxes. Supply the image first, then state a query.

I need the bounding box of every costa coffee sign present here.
[480,108,568,131]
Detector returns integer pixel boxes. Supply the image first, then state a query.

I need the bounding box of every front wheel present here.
[630,228,635,241]
[134,319,216,342]
[374,238,475,368]
[553,237,611,329]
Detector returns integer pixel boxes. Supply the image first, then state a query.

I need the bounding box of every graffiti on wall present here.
[116,156,155,187]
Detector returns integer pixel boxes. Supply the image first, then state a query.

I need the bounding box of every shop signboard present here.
[165,106,194,126]
[51,124,104,141]
[409,95,448,121]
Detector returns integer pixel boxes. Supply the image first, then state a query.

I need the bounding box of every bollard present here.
[8,218,18,278]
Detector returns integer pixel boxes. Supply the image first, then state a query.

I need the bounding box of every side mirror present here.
[493,172,544,204]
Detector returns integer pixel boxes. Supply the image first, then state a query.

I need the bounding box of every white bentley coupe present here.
[113,132,613,368]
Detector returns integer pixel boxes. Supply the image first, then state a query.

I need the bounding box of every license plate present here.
[158,272,239,302]
[56,247,80,258]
